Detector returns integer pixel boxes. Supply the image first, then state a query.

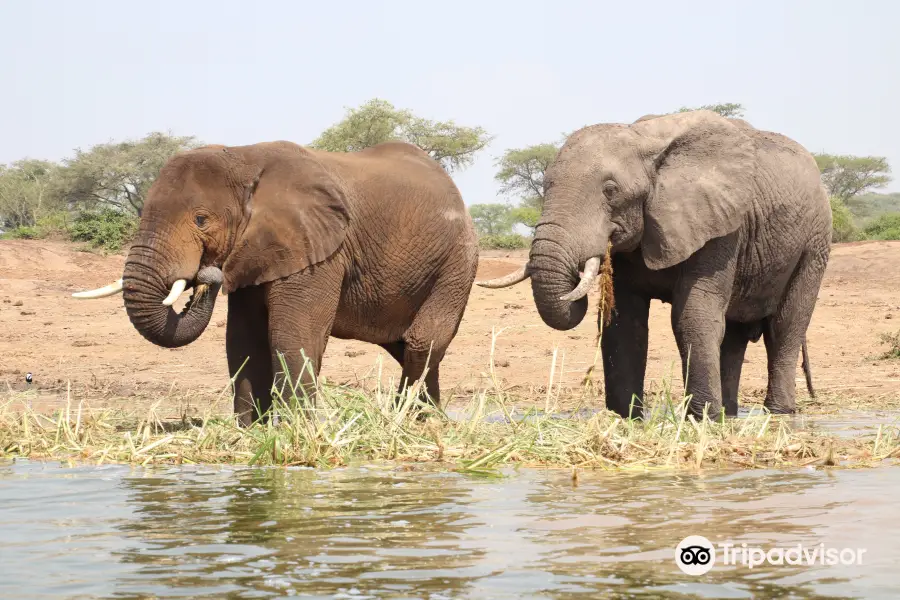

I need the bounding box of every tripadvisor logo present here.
[675,535,716,575]
[675,536,867,575]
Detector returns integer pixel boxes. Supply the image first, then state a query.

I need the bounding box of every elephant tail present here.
[801,336,815,399]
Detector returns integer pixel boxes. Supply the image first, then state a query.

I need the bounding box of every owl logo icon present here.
[675,535,716,575]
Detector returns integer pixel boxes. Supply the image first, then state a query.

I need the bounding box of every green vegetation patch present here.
[70,208,138,252]
[3,355,898,474]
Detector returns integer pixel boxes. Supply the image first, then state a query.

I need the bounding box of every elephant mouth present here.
[157,266,225,312]
[72,264,225,349]
[74,266,223,306]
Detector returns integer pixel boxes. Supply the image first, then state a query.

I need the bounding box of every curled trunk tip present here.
[123,265,224,348]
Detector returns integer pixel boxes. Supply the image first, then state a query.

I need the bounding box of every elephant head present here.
[72,141,349,348]
[476,110,757,330]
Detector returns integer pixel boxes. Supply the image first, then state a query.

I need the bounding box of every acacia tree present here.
[492,141,562,235]
[494,143,559,212]
[813,153,892,202]
[58,132,199,217]
[468,203,514,236]
[0,159,61,228]
[309,98,492,173]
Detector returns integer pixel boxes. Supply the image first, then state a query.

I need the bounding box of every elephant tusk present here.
[475,265,531,289]
[559,257,602,302]
[161,279,188,306]
[72,278,124,299]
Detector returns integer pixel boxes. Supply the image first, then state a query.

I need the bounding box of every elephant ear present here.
[635,110,757,271]
[222,150,349,293]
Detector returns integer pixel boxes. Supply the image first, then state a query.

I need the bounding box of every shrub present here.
[0,211,73,241]
[70,208,138,252]
[1,225,43,240]
[878,330,900,360]
[35,211,71,238]
[478,233,530,250]
[830,196,861,243]
[862,213,900,241]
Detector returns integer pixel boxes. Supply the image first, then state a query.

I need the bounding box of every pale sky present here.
[1,0,898,203]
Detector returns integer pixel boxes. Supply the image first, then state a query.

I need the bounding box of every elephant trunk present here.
[122,245,222,349]
[529,223,594,331]
[528,187,612,330]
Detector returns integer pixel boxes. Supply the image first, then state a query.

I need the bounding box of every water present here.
[447,406,900,439]
[1,460,899,599]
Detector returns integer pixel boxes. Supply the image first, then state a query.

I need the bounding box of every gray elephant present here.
[478,110,831,420]
[73,140,479,425]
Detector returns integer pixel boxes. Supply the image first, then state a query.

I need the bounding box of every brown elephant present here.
[73,140,479,425]
[477,110,831,421]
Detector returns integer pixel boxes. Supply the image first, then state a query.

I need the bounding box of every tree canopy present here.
[494,143,559,211]
[509,205,541,235]
[57,132,199,217]
[677,102,746,118]
[469,203,514,236]
[309,98,492,173]
[2,98,897,251]
[813,153,892,202]
[0,159,60,229]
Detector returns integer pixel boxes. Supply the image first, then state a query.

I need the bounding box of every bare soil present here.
[3,238,900,417]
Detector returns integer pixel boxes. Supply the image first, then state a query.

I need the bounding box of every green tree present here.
[509,205,541,235]
[813,153,892,203]
[0,159,61,229]
[494,143,559,211]
[862,213,900,241]
[310,98,492,173]
[309,99,407,154]
[58,131,199,217]
[830,196,860,242]
[468,203,514,236]
[677,102,746,118]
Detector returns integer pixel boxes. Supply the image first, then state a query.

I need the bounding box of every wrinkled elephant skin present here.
[478,111,832,421]
[74,140,478,426]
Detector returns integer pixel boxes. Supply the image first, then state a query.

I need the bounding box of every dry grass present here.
[3,331,900,475]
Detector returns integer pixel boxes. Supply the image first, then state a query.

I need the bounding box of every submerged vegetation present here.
[3,345,900,474]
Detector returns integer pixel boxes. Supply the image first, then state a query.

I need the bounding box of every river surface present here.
[1,459,898,599]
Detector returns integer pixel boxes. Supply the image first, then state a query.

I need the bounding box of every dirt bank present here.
[3,239,900,416]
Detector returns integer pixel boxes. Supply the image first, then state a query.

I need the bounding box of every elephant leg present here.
[720,321,750,417]
[226,286,273,427]
[396,269,472,412]
[601,283,650,419]
[266,260,344,411]
[396,346,442,412]
[379,341,406,367]
[671,293,727,420]
[379,341,418,405]
[398,324,447,411]
[762,251,826,414]
[670,237,738,421]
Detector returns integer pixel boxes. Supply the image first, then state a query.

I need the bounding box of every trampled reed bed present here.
[2,337,899,473]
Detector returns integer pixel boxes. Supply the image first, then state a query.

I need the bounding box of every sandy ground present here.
[3,238,900,416]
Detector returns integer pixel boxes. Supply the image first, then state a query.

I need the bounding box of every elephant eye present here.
[194,215,208,227]
[602,180,619,197]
